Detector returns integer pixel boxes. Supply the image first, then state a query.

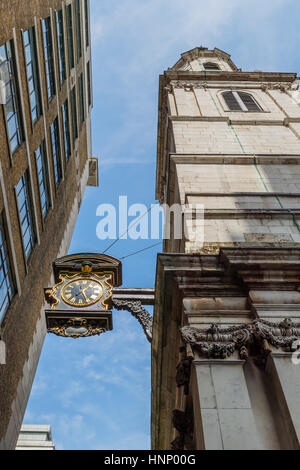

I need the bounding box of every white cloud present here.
[77,353,96,368]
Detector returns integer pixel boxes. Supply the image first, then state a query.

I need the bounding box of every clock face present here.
[61,278,104,307]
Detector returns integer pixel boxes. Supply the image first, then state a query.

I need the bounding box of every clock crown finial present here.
[81,262,93,273]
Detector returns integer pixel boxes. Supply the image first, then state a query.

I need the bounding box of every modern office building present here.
[0,0,96,449]
[152,47,300,449]
[16,424,55,450]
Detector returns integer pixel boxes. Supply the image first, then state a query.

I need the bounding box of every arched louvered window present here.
[222,91,261,111]
[203,62,220,70]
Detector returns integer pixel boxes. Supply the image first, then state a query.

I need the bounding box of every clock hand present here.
[81,287,88,302]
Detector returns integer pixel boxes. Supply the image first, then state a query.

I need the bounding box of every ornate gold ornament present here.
[44,253,122,339]
[48,317,107,339]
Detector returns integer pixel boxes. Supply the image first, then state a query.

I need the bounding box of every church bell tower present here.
[152,47,300,450]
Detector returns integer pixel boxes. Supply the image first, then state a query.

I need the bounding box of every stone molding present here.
[170,81,295,92]
[181,323,252,359]
[261,83,293,92]
[180,318,300,360]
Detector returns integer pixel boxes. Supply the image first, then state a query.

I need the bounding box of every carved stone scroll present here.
[112,299,153,343]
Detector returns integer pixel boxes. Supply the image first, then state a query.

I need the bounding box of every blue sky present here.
[24,0,300,450]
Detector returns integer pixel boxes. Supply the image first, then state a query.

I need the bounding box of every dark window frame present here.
[84,0,90,47]
[16,170,36,262]
[42,16,56,102]
[62,99,71,161]
[87,61,91,108]
[66,4,75,70]
[203,62,220,70]
[222,90,262,112]
[79,73,85,124]
[23,26,42,125]
[71,86,78,142]
[0,212,16,326]
[35,140,51,221]
[0,40,24,155]
[56,9,66,85]
[75,0,82,61]
[50,117,62,187]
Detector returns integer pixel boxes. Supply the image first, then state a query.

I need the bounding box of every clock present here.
[61,278,104,307]
[44,253,122,338]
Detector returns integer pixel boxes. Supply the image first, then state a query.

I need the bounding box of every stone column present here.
[266,352,300,449]
[249,288,300,449]
[192,355,260,450]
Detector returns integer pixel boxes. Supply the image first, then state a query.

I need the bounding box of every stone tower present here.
[152,47,300,449]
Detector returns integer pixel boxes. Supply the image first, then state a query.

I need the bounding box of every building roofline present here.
[170,46,238,71]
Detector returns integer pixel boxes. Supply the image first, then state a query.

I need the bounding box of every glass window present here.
[71,86,78,141]
[16,172,36,260]
[75,0,82,60]
[87,61,91,107]
[35,141,50,219]
[203,62,220,70]
[56,10,66,84]
[62,99,71,161]
[42,17,56,101]
[23,27,42,124]
[66,4,74,70]
[50,118,62,186]
[0,41,23,154]
[222,91,242,111]
[238,92,262,111]
[79,73,84,123]
[222,91,262,112]
[84,0,89,47]
[0,214,15,324]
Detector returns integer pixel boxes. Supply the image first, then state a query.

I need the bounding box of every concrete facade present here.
[152,47,300,450]
[0,0,95,450]
[16,424,55,450]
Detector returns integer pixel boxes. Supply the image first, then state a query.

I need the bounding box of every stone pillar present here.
[192,356,260,450]
[266,353,300,449]
[249,288,300,449]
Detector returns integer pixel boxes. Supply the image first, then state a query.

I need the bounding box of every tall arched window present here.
[203,62,220,70]
[222,91,261,111]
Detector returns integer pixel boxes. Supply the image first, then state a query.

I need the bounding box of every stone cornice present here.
[169,116,288,125]
[203,209,300,219]
[163,70,298,84]
[220,247,300,290]
[170,153,300,165]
